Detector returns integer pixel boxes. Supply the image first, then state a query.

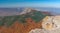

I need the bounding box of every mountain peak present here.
[20,8,36,15]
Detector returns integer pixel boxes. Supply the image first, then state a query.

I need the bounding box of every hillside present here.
[0,8,50,33]
[0,9,49,26]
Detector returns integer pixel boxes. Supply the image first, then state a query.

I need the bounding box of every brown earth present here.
[0,18,42,33]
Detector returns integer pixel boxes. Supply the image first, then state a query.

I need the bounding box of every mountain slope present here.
[0,8,49,26]
[0,8,50,33]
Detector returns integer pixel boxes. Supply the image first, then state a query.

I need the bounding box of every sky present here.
[0,0,60,16]
[0,0,60,8]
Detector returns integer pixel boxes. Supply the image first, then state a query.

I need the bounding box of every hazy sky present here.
[0,0,60,8]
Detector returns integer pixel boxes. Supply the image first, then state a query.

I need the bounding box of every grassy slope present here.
[0,11,48,26]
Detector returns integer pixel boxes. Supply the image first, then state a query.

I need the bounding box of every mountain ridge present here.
[0,8,49,26]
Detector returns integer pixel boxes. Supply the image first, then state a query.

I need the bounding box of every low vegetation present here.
[0,11,49,33]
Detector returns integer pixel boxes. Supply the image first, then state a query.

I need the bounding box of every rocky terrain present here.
[0,8,60,33]
[0,8,50,33]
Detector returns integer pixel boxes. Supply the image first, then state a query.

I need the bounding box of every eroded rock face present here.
[29,28,60,33]
[29,28,51,33]
[29,28,44,33]
[42,16,60,30]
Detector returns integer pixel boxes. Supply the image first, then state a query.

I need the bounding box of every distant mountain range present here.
[0,7,60,16]
[33,7,60,15]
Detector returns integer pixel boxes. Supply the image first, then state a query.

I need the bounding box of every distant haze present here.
[0,7,60,16]
[0,7,25,16]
